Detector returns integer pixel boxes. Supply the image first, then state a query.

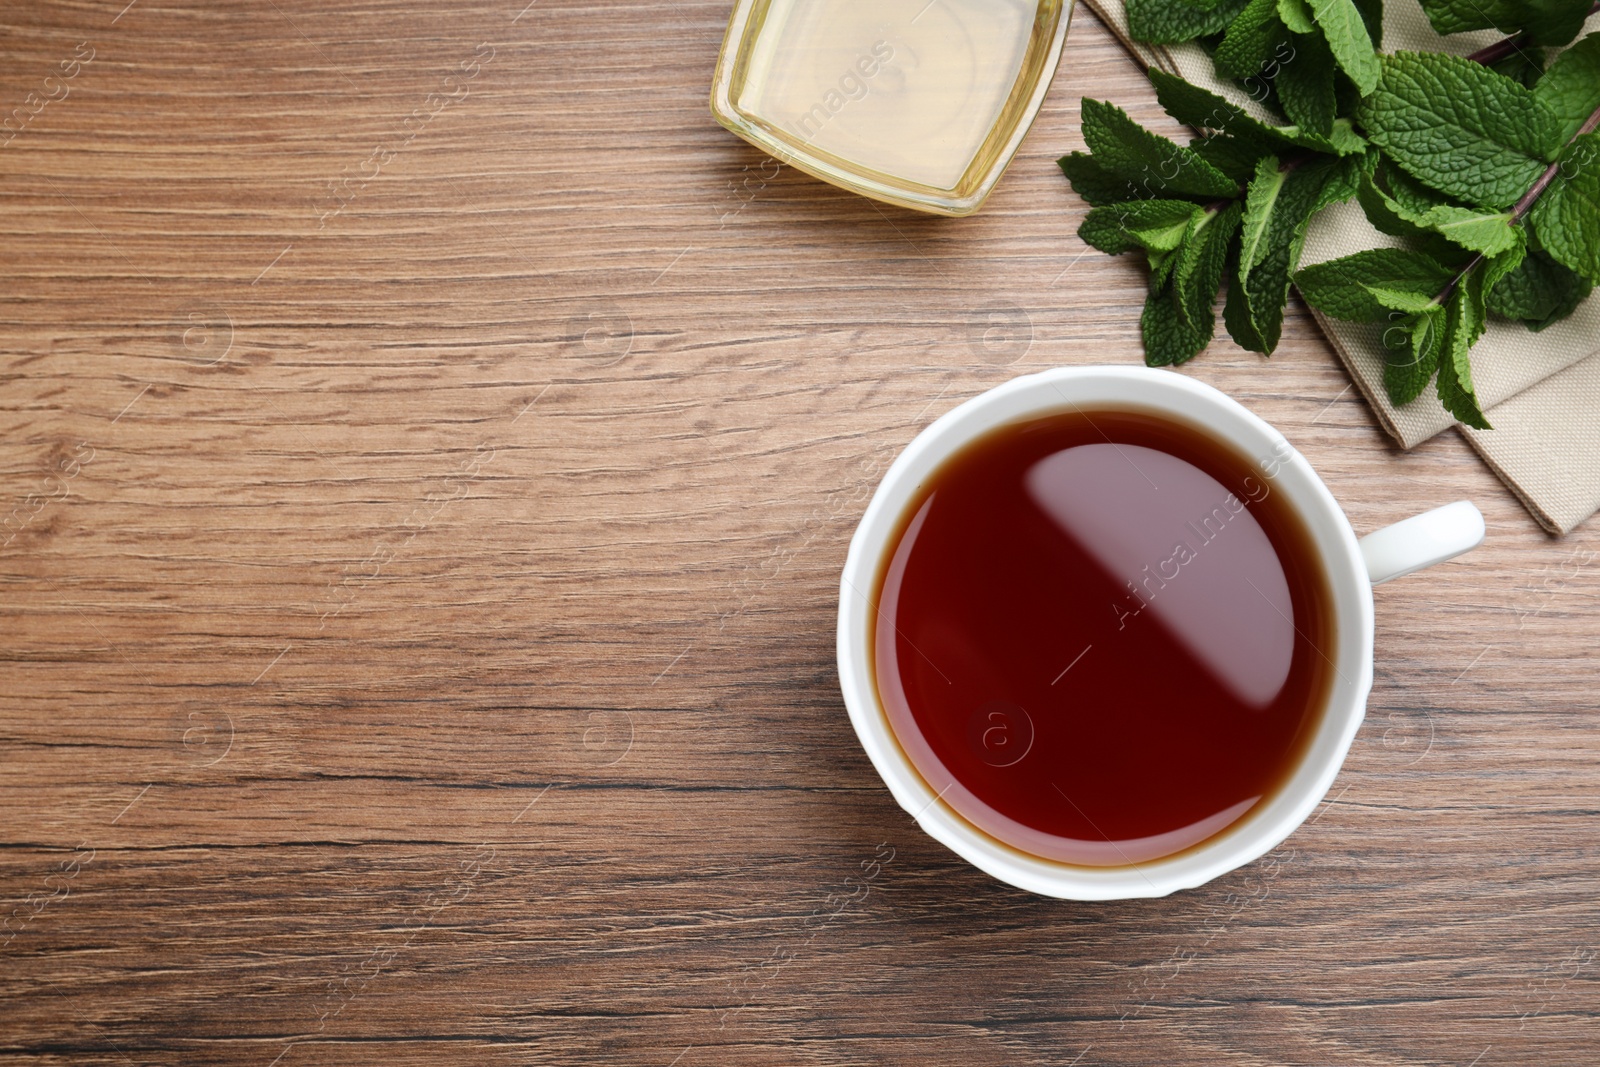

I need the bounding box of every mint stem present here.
[1435,99,1600,305]
[1512,103,1600,223]
[1465,3,1600,67]
[1436,254,1483,306]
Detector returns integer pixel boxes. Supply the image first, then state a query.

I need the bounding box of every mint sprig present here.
[1059,0,1600,429]
[1303,59,1600,427]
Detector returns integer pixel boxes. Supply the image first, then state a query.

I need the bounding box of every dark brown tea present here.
[872,408,1334,866]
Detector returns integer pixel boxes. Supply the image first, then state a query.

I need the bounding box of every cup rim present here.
[835,366,1375,899]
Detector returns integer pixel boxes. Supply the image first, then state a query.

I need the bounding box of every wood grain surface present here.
[2,2,1597,1065]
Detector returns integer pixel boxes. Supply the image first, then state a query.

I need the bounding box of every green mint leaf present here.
[1529,133,1600,284]
[1383,307,1444,406]
[1150,246,1180,292]
[1417,0,1590,45]
[1365,285,1440,313]
[1143,284,1216,365]
[1431,243,1520,425]
[1312,119,1370,157]
[1482,228,1531,296]
[1191,134,1277,183]
[1423,206,1520,255]
[1235,155,1356,351]
[1150,70,1286,147]
[1128,0,1253,43]
[1123,201,1208,253]
[1306,0,1381,95]
[1080,200,1204,255]
[1079,210,1138,255]
[1223,240,1267,350]
[1239,155,1291,273]
[1148,69,1364,155]
[1279,0,1317,33]
[1487,48,1547,90]
[1175,202,1245,329]
[1384,159,1455,216]
[1355,158,1471,260]
[1314,147,1364,211]
[1359,160,1519,256]
[1079,98,1240,199]
[1535,31,1600,145]
[1416,0,1513,35]
[1359,51,1561,209]
[1356,170,1430,238]
[1294,247,1456,320]
[1513,0,1594,47]
[1216,0,1290,80]
[1275,32,1338,136]
[1058,152,1138,207]
[1436,275,1493,429]
[1487,246,1595,328]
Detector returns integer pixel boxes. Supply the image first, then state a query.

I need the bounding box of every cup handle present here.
[1359,500,1485,586]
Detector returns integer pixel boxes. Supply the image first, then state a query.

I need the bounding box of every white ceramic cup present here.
[836,366,1485,900]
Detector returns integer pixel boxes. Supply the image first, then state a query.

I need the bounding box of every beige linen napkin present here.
[1081,0,1600,533]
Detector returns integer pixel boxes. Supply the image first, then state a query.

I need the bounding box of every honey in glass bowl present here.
[711,0,1075,217]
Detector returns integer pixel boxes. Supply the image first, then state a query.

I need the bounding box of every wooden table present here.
[3,2,1596,1064]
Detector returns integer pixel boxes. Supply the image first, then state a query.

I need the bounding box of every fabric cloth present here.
[1081,0,1600,533]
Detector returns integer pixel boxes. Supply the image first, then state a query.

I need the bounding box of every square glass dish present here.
[710,0,1074,217]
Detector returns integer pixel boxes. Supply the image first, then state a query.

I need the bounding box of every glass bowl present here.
[710,0,1075,217]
